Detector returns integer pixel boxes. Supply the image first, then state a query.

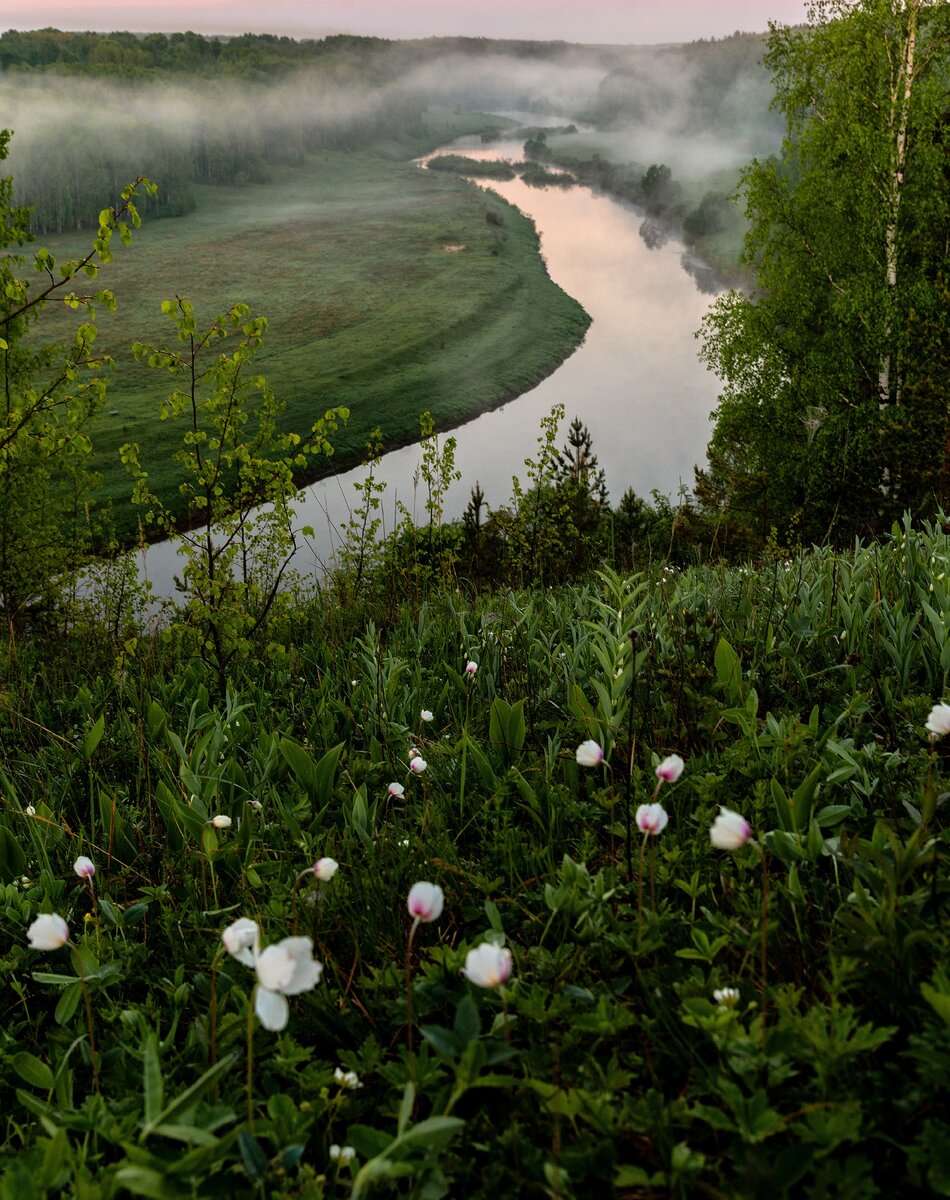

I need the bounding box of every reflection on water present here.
[141,134,725,592]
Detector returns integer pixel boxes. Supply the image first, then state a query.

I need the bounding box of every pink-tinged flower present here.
[926,702,950,739]
[710,807,752,851]
[210,814,232,829]
[655,754,684,783]
[388,782,405,798]
[462,943,513,989]
[313,857,339,882]
[27,913,69,950]
[247,799,263,811]
[635,803,669,836]
[409,756,428,775]
[465,661,478,677]
[575,739,604,768]
[73,856,96,879]
[421,709,434,723]
[407,881,444,923]
[408,746,421,761]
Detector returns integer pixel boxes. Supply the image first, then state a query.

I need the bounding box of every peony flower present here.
[925,702,950,739]
[210,814,232,829]
[253,937,323,1031]
[27,913,69,951]
[655,754,685,783]
[409,756,427,774]
[388,781,405,798]
[575,739,604,768]
[635,803,669,836]
[710,807,752,851]
[407,881,444,923]
[73,856,96,879]
[313,857,339,882]
[421,709,434,723]
[221,918,323,1031]
[713,986,740,1007]
[222,917,260,967]
[462,943,513,989]
[465,661,478,677]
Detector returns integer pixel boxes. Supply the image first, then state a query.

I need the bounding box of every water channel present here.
[140,131,725,592]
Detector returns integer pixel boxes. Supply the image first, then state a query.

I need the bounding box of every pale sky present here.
[3,1,811,45]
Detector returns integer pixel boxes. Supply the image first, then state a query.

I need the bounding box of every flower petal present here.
[255,986,289,1031]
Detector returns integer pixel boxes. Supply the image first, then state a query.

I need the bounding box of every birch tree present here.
[698,0,950,544]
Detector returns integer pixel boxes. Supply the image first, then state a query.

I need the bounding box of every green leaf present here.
[12,1052,55,1091]
[397,1082,415,1137]
[453,993,481,1047]
[54,982,82,1026]
[140,1054,238,1140]
[113,1166,189,1199]
[238,1130,270,1179]
[82,715,105,761]
[143,1031,163,1127]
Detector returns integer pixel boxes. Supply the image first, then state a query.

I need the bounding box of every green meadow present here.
[34,110,589,541]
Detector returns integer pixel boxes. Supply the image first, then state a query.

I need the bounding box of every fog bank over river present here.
[142,132,725,592]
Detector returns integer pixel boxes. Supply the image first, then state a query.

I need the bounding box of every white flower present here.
[329,1144,356,1163]
[713,987,740,1007]
[462,943,513,989]
[925,702,950,739]
[253,937,323,1031]
[210,814,232,829]
[709,807,752,851]
[313,857,339,881]
[27,913,69,950]
[221,918,323,1031]
[25,805,36,817]
[407,881,444,922]
[421,709,434,723]
[247,799,263,811]
[408,746,421,761]
[73,856,96,879]
[222,917,260,967]
[575,739,604,768]
[333,1066,363,1089]
[655,754,684,783]
[388,782,405,798]
[465,661,478,677]
[409,756,428,774]
[635,803,669,836]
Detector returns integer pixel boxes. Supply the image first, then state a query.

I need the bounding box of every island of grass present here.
[426,154,518,179]
[34,109,590,544]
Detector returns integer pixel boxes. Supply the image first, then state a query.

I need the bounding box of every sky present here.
[4,1,812,45]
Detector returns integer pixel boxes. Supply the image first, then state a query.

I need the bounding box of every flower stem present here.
[74,950,100,1093]
[405,916,420,1083]
[246,986,256,1131]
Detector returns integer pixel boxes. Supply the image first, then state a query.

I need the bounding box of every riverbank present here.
[33,108,590,545]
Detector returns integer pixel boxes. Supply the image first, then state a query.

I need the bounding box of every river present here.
[140,132,724,592]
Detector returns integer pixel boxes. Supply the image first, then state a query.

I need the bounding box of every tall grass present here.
[0,516,947,1196]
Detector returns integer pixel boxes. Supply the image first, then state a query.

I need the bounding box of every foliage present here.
[699,0,950,546]
[120,297,348,694]
[0,516,949,1196]
[0,128,155,632]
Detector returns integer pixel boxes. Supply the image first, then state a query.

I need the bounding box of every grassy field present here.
[34,109,590,542]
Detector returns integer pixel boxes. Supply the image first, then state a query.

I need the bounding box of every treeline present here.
[0,29,394,79]
[3,70,425,234]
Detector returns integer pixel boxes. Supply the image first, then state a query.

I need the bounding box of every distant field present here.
[35,110,590,541]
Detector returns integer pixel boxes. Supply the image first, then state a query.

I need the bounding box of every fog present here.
[3,34,782,222]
